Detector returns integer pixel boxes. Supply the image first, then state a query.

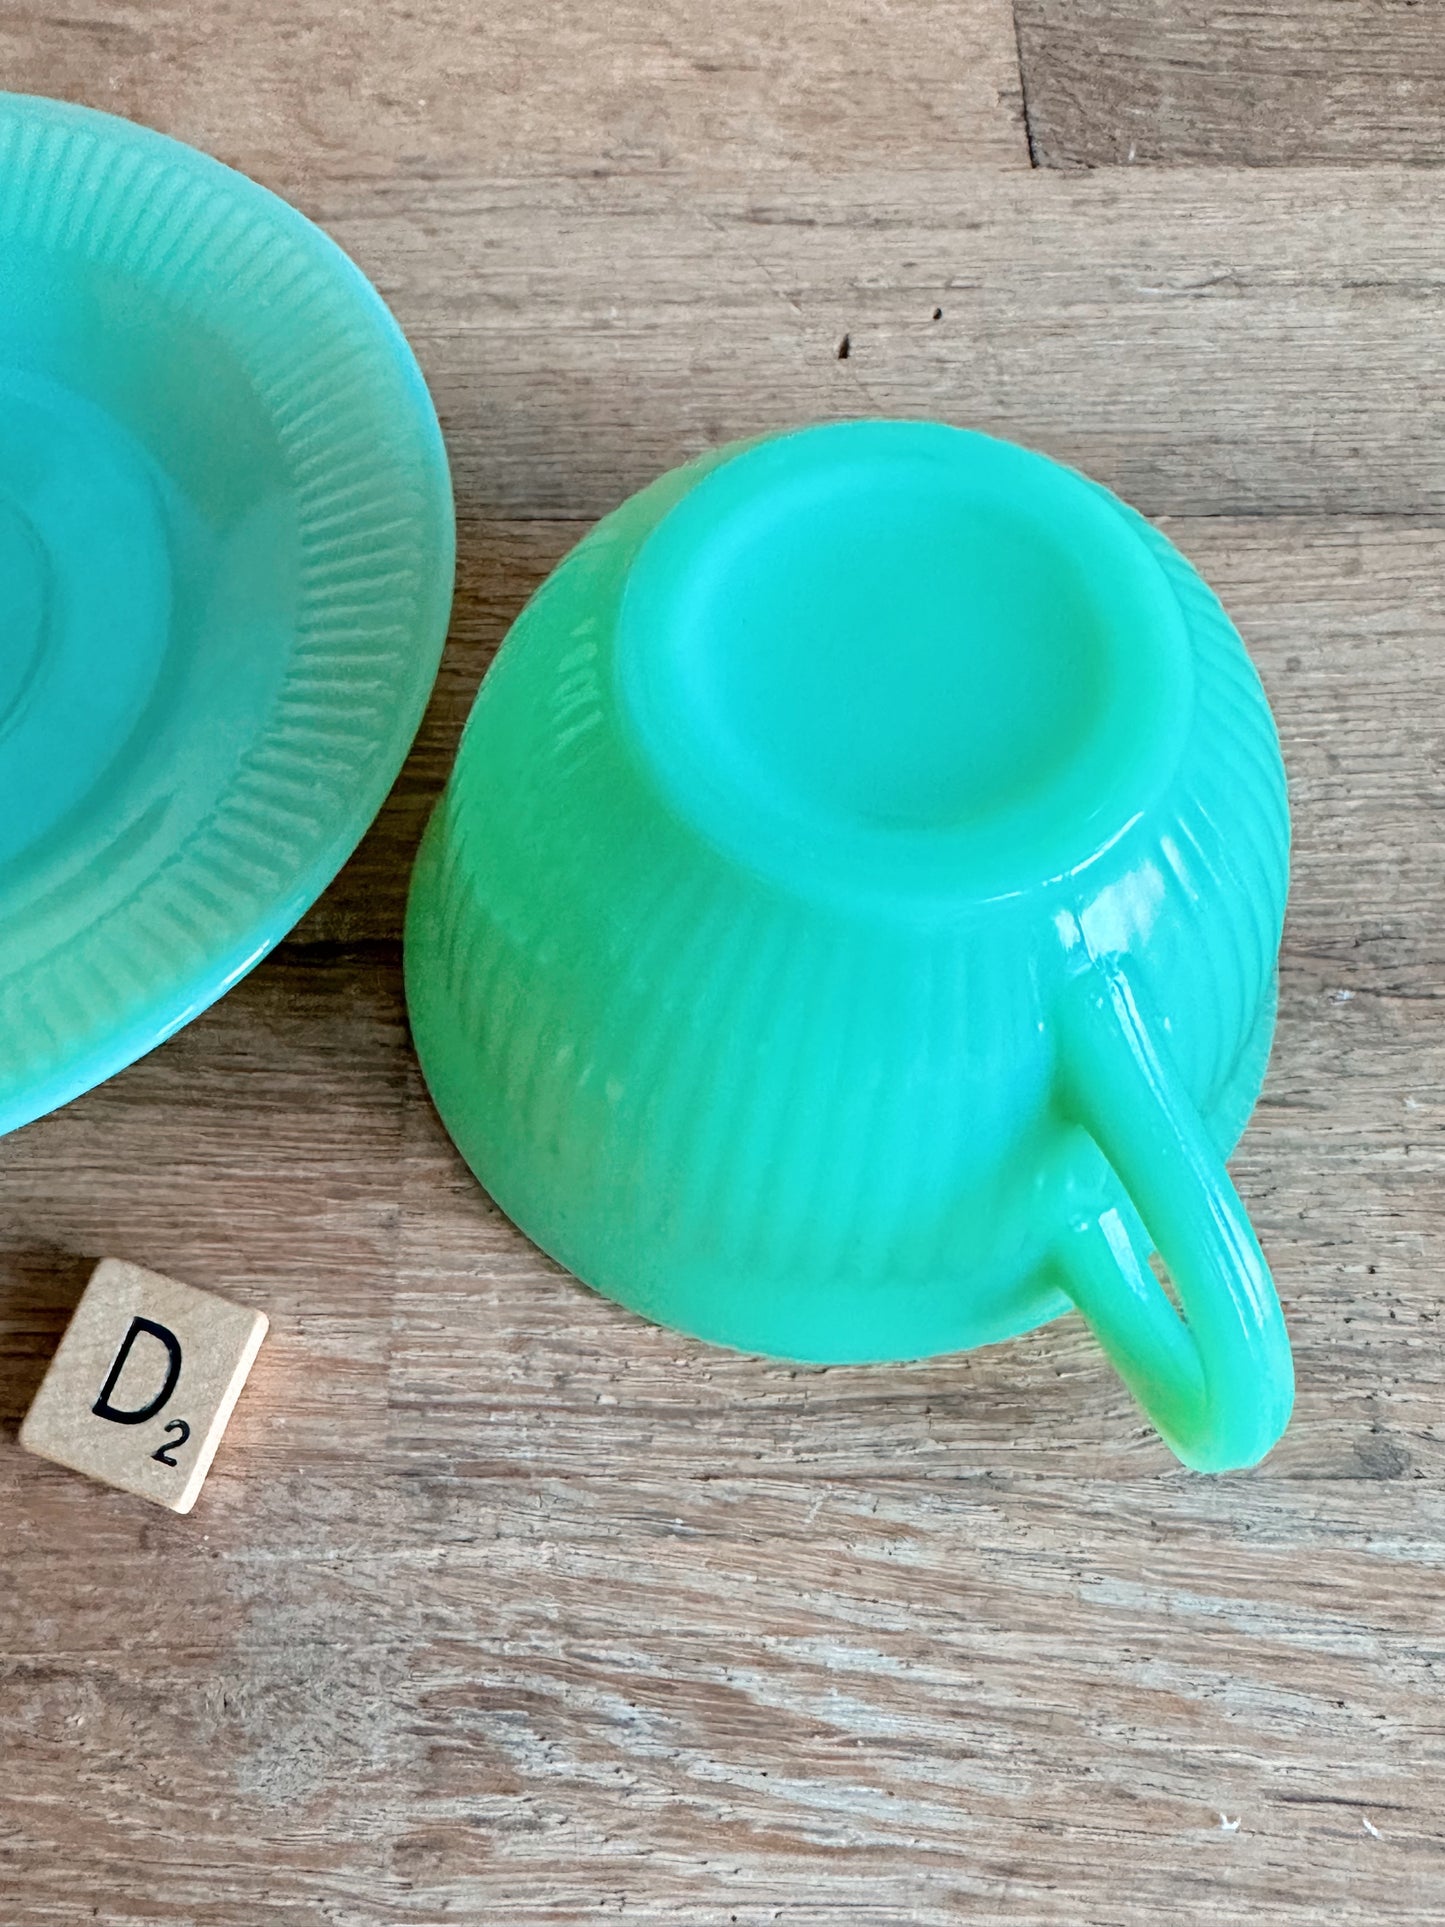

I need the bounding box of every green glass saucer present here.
[0,94,454,1134]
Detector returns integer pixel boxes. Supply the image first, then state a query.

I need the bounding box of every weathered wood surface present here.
[6,3,1445,1924]
[1015,0,1445,169]
[309,166,1445,521]
[0,0,1029,182]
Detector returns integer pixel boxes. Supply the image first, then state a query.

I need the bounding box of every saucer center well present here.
[0,500,48,738]
[0,366,174,870]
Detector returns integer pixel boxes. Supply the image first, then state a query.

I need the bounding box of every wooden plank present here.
[374,1478,1445,1924]
[1015,0,1445,169]
[0,0,1028,186]
[302,166,1445,521]
[0,1614,407,1925]
[5,1480,1445,1922]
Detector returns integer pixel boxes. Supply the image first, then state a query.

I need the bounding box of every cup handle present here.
[1054,959,1293,1472]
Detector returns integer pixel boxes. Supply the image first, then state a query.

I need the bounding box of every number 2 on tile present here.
[151,1419,191,1466]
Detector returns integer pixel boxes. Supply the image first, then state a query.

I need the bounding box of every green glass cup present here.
[406,422,1293,1471]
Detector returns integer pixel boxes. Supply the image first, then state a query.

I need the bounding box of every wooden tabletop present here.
[5,5,1445,1922]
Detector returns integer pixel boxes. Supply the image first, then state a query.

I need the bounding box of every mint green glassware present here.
[0,94,453,1135]
[406,422,1293,1472]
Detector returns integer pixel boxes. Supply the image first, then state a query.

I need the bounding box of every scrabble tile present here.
[19,1259,268,1514]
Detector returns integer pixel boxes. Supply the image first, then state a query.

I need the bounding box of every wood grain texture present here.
[1014,0,1445,168]
[0,0,1028,183]
[298,165,1445,521]
[5,2,1445,1921]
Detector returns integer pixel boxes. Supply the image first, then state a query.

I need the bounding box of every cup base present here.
[616,422,1195,907]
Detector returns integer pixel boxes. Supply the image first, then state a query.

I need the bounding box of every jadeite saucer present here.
[0,95,454,1134]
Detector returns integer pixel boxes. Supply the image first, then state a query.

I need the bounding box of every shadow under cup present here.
[407,422,1293,1472]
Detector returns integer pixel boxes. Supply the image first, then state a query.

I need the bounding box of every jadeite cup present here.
[405,422,1293,1471]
